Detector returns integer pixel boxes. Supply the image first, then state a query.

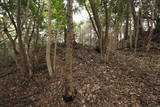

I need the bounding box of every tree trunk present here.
[63,0,76,102]
[64,27,67,44]
[3,24,18,55]
[146,0,156,51]
[53,30,57,73]
[17,0,29,74]
[80,25,83,45]
[134,12,140,52]
[81,27,84,46]
[88,0,103,55]
[89,27,92,46]
[2,16,18,55]
[102,0,109,63]
[84,2,99,38]
[88,0,102,39]
[34,25,40,50]
[28,21,36,50]
[124,3,129,40]
[154,18,160,43]
[46,0,53,77]
[129,18,133,49]
[24,19,33,76]
[131,1,138,47]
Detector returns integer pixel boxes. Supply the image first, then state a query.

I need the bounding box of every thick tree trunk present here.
[17,0,29,74]
[63,0,76,103]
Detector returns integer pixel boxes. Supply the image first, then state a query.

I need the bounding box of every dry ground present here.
[0,44,160,107]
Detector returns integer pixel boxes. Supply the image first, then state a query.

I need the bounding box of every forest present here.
[0,0,160,106]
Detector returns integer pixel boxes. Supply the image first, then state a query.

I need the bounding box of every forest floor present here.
[0,43,160,107]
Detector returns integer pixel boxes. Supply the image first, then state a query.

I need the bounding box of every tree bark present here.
[84,2,99,38]
[17,0,29,74]
[124,3,129,40]
[88,0,102,39]
[64,27,67,44]
[46,0,53,77]
[64,0,76,101]
[53,29,57,73]
[3,23,18,55]
[103,0,110,63]
[146,0,156,51]
[134,12,140,52]
[88,0,103,55]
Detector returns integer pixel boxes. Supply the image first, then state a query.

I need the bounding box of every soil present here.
[0,44,160,107]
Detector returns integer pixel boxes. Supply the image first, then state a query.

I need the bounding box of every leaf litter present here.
[0,44,160,107]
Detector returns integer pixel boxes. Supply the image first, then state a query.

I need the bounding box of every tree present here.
[46,0,53,77]
[146,0,156,51]
[124,3,129,40]
[17,0,32,75]
[1,0,45,76]
[63,0,76,103]
[102,0,110,63]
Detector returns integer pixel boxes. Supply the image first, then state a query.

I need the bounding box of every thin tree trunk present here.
[2,17,18,55]
[35,26,40,50]
[3,26,18,55]
[88,0,103,55]
[146,0,156,52]
[129,19,133,49]
[89,27,92,46]
[88,0,102,39]
[28,20,36,50]
[84,2,99,38]
[64,27,67,44]
[24,19,33,76]
[103,0,109,63]
[125,3,129,40]
[53,30,57,73]
[131,1,138,48]
[134,12,140,52]
[3,0,18,35]
[82,28,84,47]
[46,0,53,77]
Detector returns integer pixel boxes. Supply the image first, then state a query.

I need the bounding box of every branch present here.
[84,2,100,38]
[3,1,18,34]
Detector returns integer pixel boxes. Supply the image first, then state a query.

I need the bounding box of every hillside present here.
[0,44,160,107]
